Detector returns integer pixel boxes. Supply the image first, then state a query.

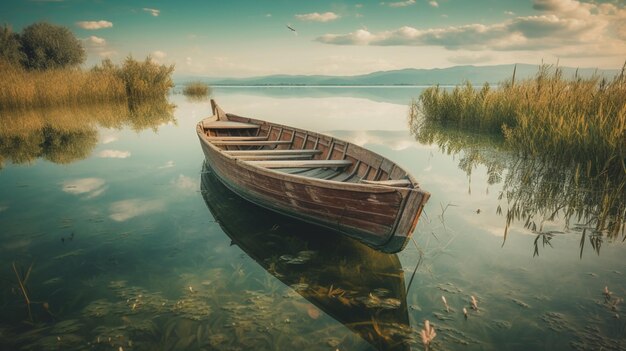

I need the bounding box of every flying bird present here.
[286,24,298,36]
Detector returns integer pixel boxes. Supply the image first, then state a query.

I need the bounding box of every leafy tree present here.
[20,22,85,70]
[0,24,25,66]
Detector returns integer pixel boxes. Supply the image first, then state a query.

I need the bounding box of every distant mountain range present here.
[174,64,620,86]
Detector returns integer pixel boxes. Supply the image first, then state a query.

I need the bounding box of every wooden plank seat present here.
[360,179,412,187]
[225,149,322,156]
[235,154,314,161]
[247,159,352,169]
[206,136,268,141]
[211,140,293,146]
[203,121,260,129]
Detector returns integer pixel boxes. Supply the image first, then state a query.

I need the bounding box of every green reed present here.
[0,57,174,109]
[182,81,211,97]
[415,64,626,176]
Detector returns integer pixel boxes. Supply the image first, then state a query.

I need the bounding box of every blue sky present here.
[1,0,624,77]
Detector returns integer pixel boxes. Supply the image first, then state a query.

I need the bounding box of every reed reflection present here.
[0,99,175,169]
[409,115,625,256]
[200,163,414,350]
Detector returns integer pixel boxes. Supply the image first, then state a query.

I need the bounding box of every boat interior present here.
[200,112,416,188]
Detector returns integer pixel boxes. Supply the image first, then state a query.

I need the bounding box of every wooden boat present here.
[200,166,412,350]
[197,99,430,253]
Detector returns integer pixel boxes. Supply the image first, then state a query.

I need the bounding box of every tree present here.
[20,22,85,70]
[0,24,25,66]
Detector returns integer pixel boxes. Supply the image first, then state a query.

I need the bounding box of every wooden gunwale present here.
[197,103,431,252]
[199,114,421,192]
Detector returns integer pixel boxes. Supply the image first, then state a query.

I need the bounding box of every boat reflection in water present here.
[201,162,413,350]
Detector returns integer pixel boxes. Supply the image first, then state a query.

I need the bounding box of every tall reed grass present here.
[415,64,626,176]
[183,81,211,98]
[0,57,174,109]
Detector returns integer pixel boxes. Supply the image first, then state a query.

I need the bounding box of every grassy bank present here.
[414,64,626,175]
[0,57,174,109]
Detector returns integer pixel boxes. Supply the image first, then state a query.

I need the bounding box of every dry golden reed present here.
[0,57,174,110]
[415,64,626,175]
[183,81,211,97]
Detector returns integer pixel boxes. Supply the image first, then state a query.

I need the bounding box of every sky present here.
[1,0,625,77]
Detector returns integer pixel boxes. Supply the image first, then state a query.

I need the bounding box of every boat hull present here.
[198,129,429,253]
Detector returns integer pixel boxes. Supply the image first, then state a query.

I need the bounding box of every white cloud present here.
[384,0,416,8]
[152,50,167,59]
[266,13,272,17]
[86,36,106,45]
[504,11,515,15]
[76,20,113,30]
[101,135,118,144]
[109,199,165,222]
[143,7,160,16]
[158,160,175,169]
[317,0,626,55]
[429,1,439,8]
[62,178,106,198]
[171,174,198,190]
[98,149,131,158]
[295,12,340,22]
[150,50,167,64]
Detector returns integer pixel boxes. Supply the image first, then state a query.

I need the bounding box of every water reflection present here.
[200,163,414,350]
[0,99,175,169]
[409,116,626,256]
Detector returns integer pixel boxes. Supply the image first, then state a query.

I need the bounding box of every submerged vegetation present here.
[183,81,211,98]
[414,64,626,176]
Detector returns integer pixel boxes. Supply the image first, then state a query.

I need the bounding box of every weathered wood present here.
[206,136,268,141]
[361,179,412,187]
[248,159,352,169]
[225,149,322,156]
[211,99,228,121]
[235,154,314,161]
[198,100,431,253]
[204,121,260,129]
[212,140,292,146]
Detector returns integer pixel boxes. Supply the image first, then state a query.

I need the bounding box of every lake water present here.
[0,87,624,350]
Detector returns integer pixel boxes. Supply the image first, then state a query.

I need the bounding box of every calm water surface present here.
[0,87,624,350]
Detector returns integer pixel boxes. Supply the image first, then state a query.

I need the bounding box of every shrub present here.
[0,24,25,66]
[19,22,85,70]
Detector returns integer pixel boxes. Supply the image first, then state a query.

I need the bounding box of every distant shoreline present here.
[192,84,458,88]
[174,63,620,88]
